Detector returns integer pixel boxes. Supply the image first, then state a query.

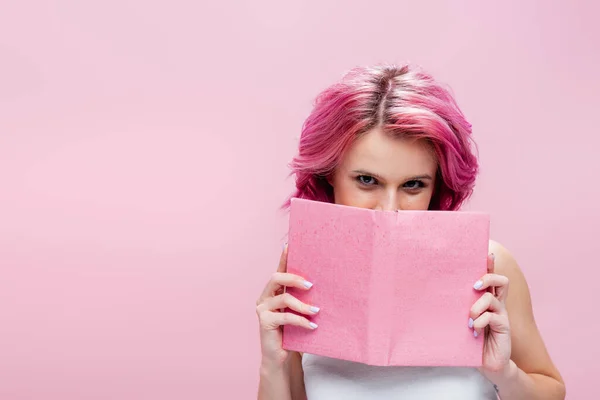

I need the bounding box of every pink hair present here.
[284,64,479,211]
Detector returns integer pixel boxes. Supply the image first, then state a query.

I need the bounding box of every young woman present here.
[256,64,565,399]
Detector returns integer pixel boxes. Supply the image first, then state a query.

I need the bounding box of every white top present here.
[302,353,499,400]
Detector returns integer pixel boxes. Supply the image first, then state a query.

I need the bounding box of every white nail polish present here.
[473,330,479,338]
[303,281,313,289]
[309,322,318,329]
[468,318,474,328]
[473,280,484,290]
[310,306,320,313]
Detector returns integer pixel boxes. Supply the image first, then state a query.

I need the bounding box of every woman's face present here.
[329,127,438,211]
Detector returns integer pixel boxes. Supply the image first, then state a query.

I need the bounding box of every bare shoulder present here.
[488,240,522,279]
[487,239,531,302]
[487,239,533,319]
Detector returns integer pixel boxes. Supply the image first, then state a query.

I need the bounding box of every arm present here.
[258,360,292,400]
[289,352,308,400]
[258,351,306,400]
[484,240,565,399]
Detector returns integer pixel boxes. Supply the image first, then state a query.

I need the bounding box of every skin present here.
[257,127,566,399]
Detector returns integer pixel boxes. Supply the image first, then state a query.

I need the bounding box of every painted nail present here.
[490,253,495,261]
[473,330,479,338]
[473,280,484,290]
[468,318,474,328]
[282,242,288,250]
[303,281,314,289]
[310,306,320,313]
[309,322,318,329]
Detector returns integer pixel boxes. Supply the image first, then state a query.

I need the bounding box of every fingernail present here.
[468,318,474,328]
[490,253,495,260]
[310,306,320,313]
[282,242,288,250]
[473,330,479,338]
[309,322,318,329]
[303,281,313,289]
[473,280,484,290]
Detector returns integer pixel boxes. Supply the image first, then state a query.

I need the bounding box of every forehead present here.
[339,128,437,177]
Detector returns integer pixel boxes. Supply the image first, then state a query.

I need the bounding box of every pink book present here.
[282,198,490,367]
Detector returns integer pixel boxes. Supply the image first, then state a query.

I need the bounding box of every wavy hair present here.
[284,64,478,211]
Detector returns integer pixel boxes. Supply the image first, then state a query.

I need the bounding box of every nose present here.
[375,190,399,212]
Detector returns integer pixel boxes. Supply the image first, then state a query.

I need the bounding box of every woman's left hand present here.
[470,254,512,373]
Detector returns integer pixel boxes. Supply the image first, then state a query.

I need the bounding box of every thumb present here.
[487,253,495,274]
[277,243,288,273]
[487,253,496,296]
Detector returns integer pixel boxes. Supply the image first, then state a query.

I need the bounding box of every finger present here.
[260,293,320,316]
[259,310,318,330]
[277,243,288,273]
[273,244,289,299]
[257,272,313,305]
[470,292,504,321]
[487,253,495,274]
[487,253,496,296]
[472,311,510,337]
[473,273,509,302]
[473,273,508,291]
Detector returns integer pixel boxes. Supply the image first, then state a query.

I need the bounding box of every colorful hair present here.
[284,64,479,211]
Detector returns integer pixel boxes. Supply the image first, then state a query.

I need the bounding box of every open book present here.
[282,198,489,367]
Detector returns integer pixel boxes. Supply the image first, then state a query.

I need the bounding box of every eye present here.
[403,180,425,190]
[356,175,378,186]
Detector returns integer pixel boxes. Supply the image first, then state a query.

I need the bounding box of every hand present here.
[470,253,512,373]
[256,244,320,367]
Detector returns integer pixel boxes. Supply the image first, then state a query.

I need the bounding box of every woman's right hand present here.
[256,244,320,367]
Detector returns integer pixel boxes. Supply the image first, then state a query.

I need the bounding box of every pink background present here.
[0,1,596,399]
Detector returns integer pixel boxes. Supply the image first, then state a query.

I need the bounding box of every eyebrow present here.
[351,169,434,181]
